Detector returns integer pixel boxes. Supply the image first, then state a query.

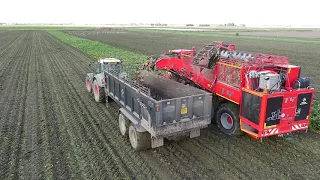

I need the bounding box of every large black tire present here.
[86,75,92,93]
[93,79,105,102]
[128,124,151,151]
[118,112,130,137]
[211,95,223,123]
[216,103,243,136]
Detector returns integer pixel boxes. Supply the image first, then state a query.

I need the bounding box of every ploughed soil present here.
[1,31,320,180]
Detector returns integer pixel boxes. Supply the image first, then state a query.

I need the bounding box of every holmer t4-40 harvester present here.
[143,41,315,140]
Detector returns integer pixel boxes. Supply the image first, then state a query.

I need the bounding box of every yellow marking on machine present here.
[264,123,276,128]
[181,107,188,114]
[217,62,242,69]
[216,93,239,104]
[181,54,191,57]
[242,88,263,97]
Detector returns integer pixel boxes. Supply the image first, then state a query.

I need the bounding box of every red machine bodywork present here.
[154,41,315,139]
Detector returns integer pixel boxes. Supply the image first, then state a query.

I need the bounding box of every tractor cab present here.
[97,58,122,73]
[86,58,123,97]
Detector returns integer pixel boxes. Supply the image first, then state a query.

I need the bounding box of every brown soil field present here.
[66,29,320,99]
[1,31,320,179]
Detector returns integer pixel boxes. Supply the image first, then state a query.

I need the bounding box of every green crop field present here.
[0,28,320,180]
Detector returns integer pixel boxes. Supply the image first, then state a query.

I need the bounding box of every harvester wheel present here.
[128,124,151,151]
[118,112,130,137]
[86,76,92,93]
[93,79,105,102]
[216,103,243,136]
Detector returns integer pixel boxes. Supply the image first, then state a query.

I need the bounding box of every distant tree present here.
[186,24,194,26]
[227,23,235,26]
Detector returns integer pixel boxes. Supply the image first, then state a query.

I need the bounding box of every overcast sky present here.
[0,0,318,26]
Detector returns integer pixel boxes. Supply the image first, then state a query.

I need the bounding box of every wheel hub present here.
[221,113,234,130]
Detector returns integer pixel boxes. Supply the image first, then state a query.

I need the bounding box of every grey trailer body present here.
[104,68,212,150]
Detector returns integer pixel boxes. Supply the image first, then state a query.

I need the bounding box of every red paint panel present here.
[215,81,240,104]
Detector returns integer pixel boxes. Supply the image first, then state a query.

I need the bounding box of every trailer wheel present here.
[128,124,151,151]
[118,112,129,137]
[216,103,243,136]
[93,79,105,102]
[86,76,92,93]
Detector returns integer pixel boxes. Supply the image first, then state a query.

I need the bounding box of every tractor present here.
[86,58,122,102]
[143,41,315,140]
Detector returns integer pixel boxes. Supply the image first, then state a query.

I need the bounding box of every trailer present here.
[86,58,212,151]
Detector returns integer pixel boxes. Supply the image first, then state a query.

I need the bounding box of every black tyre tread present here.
[211,95,222,123]
[216,102,243,136]
[98,86,105,102]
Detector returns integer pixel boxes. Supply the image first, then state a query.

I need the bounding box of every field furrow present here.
[0,31,31,179]
[18,31,46,180]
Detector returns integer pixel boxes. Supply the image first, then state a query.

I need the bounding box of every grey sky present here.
[0,0,318,26]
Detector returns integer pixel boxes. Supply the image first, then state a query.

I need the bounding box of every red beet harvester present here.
[148,41,315,140]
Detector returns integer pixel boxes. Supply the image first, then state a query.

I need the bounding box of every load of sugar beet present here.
[136,70,205,100]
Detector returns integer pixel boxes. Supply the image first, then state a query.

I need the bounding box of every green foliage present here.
[310,100,320,131]
[48,30,147,68]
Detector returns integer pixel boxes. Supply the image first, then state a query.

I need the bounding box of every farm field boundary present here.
[125,28,320,45]
[48,30,147,68]
[0,26,96,31]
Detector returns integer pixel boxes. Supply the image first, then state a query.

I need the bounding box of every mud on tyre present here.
[93,79,105,102]
[86,75,92,93]
[216,102,244,136]
[128,124,151,151]
[118,112,130,137]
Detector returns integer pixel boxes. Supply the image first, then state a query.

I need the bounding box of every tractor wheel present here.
[216,103,243,136]
[93,79,105,102]
[118,112,130,137]
[86,76,92,93]
[128,124,151,151]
